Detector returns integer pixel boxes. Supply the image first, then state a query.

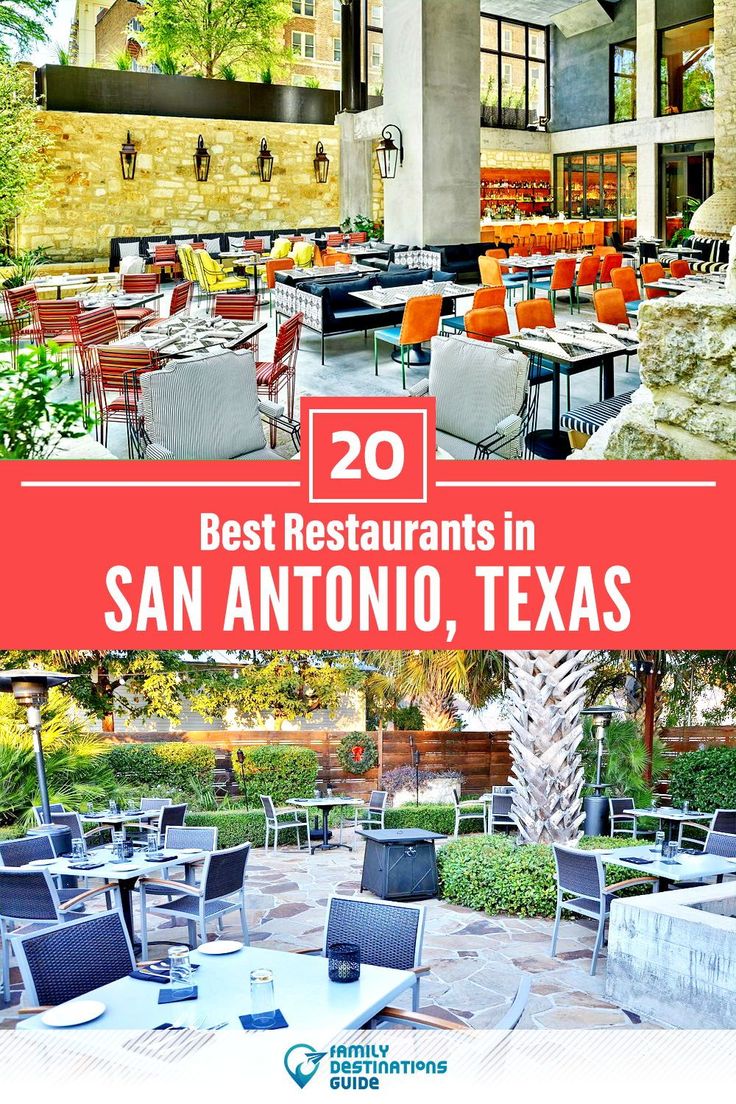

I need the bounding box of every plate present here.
[28,858,57,867]
[42,1000,106,1027]
[197,941,243,956]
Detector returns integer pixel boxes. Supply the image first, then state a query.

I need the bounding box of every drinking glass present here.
[112,830,125,861]
[169,947,193,990]
[71,838,86,863]
[651,830,665,854]
[662,840,679,864]
[250,968,276,1026]
[87,802,95,817]
[146,829,160,856]
[682,800,690,814]
[109,799,118,815]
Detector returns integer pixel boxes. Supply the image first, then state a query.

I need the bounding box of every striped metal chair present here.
[32,299,83,376]
[150,242,180,281]
[71,305,122,409]
[11,909,132,1008]
[138,842,251,958]
[2,285,38,363]
[214,291,261,357]
[255,312,303,443]
[92,345,161,450]
[118,273,162,327]
[169,280,193,316]
[1,868,120,1003]
[551,845,655,975]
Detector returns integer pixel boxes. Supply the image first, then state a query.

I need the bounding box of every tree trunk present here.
[102,712,115,732]
[504,650,594,844]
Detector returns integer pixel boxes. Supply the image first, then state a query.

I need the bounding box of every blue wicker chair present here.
[11,910,134,1008]
[608,797,637,838]
[297,894,427,1011]
[0,834,57,868]
[138,841,251,958]
[0,867,119,1003]
[50,810,111,849]
[32,803,66,825]
[142,826,219,902]
[551,845,656,976]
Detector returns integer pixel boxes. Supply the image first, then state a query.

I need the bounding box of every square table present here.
[17,943,416,1032]
[627,806,713,843]
[116,318,267,358]
[80,291,164,312]
[288,797,364,853]
[599,842,734,892]
[357,829,446,900]
[33,275,96,300]
[25,844,206,946]
[289,263,376,283]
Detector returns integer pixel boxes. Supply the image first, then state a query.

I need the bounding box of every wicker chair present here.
[151,803,187,847]
[679,808,736,848]
[487,791,515,834]
[0,868,119,1003]
[0,835,58,868]
[141,826,219,902]
[138,841,251,958]
[338,789,387,844]
[551,845,656,975]
[676,830,736,888]
[32,803,66,826]
[50,810,111,849]
[260,795,310,853]
[297,894,427,1011]
[374,972,532,1031]
[140,797,172,814]
[608,797,637,838]
[452,788,486,838]
[11,909,133,1008]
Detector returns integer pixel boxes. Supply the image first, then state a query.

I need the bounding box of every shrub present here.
[105,743,215,794]
[437,834,652,919]
[383,803,475,835]
[669,746,736,811]
[185,809,301,849]
[231,745,318,806]
[0,825,20,841]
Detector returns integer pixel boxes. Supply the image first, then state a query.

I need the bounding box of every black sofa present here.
[425,242,505,283]
[274,264,456,363]
[108,226,342,270]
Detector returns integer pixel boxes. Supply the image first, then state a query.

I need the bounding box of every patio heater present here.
[235,748,249,810]
[580,705,620,836]
[0,669,77,827]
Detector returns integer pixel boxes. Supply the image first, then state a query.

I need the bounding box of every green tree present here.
[141,0,292,79]
[0,61,52,251]
[365,651,503,730]
[0,0,55,57]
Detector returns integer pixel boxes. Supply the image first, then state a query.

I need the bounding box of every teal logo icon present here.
[284,1044,327,1089]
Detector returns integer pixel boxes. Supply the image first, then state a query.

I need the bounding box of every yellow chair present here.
[177,246,197,284]
[192,249,250,295]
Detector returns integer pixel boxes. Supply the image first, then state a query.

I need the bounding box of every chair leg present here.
[139,891,149,960]
[1,919,10,1004]
[374,334,379,376]
[401,345,407,390]
[240,899,250,946]
[550,897,562,958]
[590,913,607,976]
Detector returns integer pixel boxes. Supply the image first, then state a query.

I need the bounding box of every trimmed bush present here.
[0,825,20,842]
[231,745,318,806]
[105,743,215,793]
[383,803,479,836]
[437,834,651,919]
[669,746,736,812]
[186,809,301,849]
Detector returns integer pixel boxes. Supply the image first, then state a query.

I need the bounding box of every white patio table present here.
[598,842,735,892]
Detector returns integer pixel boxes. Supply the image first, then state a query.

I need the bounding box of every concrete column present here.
[635,0,658,237]
[382,0,480,246]
[338,112,375,223]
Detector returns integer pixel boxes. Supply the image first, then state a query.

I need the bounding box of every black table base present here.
[311,807,350,853]
[391,343,431,366]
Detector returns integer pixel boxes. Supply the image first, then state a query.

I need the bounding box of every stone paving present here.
[0,830,654,1030]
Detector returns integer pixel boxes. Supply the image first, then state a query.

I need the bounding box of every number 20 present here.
[331,430,405,481]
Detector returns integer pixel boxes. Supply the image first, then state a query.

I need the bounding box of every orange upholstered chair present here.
[265,257,295,315]
[640,262,669,299]
[572,254,601,309]
[313,244,324,267]
[594,288,630,327]
[463,306,510,342]
[563,221,582,251]
[582,222,596,249]
[670,259,691,278]
[478,255,504,287]
[611,266,642,306]
[441,285,506,336]
[549,222,564,251]
[530,256,577,313]
[324,251,351,266]
[515,298,556,331]
[599,252,624,286]
[374,294,443,388]
[485,248,507,260]
[594,245,616,257]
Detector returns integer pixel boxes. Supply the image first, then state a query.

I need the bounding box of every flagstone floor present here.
[0,831,654,1030]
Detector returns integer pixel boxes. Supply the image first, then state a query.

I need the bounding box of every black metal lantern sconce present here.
[120,131,137,181]
[257,136,274,182]
[193,135,211,182]
[375,125,404,180]
[314,140,330,184]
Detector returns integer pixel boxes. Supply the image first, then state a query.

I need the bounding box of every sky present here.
[31,0,76,64]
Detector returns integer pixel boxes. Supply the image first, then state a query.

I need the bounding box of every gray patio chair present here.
[140,797,173,813]
[608,797,637,838]
[452,788,486,838]
[296,894,427,1012]
[32,803,66,825]
[138,841,251,958]
[155,803,187,845]
[373,972,532,1031]
[142,826,220,902]
[260,794,310,852]
[338,790,388,844]
[679,808,736,848]
[50,810,111,849]
[676,830,736,889]
[551,845,656,976]
[0,834,57,869]
[11,909,134,1009]
[487,791,515,834]
[0,867,119,1003]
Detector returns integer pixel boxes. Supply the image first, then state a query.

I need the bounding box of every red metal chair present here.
[2,284,38,364]
[118,273,161,327]
[213,292,261,357]
[348,232,368,244]
[326,232,345,248]
[150,243,180,280]
[255,312,303,445]
[92,346,160,450]
[32,299,83,376]
[71,306,121,406]
[243,238,265,253]
[169,281,194,316]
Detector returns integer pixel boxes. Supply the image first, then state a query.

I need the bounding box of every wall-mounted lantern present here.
[256,136,274,182]
[119,131,137,181]
[193,135,211,182]
[313,141,330,184]
[375,125,404,180]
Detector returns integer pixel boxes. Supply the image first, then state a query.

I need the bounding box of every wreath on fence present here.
[336,732,379,775]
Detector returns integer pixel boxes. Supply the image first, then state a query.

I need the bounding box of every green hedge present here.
[105,743,215,793]
[231,745,318,806]
[0,825,19,841]
[437,834,652,919]
[669,746,736,811]
[186,809,301,849]
[383,803,481,836]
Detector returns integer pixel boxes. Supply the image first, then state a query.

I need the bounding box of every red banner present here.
[0,397,732,648]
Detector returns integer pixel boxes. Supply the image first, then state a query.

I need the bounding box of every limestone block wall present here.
[480,147,552,173]
[19,111,341,262]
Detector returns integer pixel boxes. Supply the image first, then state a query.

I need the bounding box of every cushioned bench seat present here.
[560,390,636,446]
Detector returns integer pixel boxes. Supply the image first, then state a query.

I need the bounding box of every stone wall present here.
[95,0,144,67]
[19,111,341,262]
[480,147,551,173]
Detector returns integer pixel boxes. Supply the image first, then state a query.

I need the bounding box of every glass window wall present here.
[660,17,715,115]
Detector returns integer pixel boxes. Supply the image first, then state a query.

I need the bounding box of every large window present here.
[554,148,637,236]
[292,31,315,58]
[660,17,715,115]
[661,141,714,241]
[292,0,315,15]
[612,39,636,122]
[481,15,548,130]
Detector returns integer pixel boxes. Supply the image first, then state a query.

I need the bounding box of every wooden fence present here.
[106,728,512,800]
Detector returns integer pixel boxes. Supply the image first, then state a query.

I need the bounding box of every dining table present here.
[17,943,416,1032]
[643,274,727,296]
[114,315,267,358]
[24,844,207,948]
[351,280,479,365]
[33,275,97,300]
[598,842,735,892]
[626,806,713,843]
[287,796,364,853]
[79,290,164,312]
[494,324,634,459]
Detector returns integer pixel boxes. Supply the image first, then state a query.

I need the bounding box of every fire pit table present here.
[357,828,446,900]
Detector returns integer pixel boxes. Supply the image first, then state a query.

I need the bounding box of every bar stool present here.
[513,224,533,251]
[582,222,597,250]
[564,221,582,252]
[548,222,564,252]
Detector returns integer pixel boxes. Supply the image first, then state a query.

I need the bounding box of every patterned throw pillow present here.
[202,237,221,254]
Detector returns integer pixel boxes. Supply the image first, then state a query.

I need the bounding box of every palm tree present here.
[504,650,595,844]
[364,651,503,730]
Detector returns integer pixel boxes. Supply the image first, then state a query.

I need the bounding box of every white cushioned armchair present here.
[410,334,532,459]
[139,349,299,460]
